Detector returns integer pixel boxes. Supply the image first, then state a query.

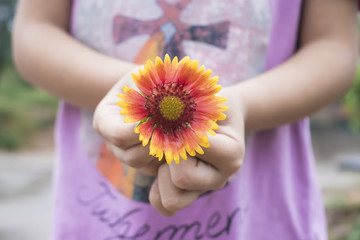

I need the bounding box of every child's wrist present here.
[230,81,258,132]
[227,83,249,126]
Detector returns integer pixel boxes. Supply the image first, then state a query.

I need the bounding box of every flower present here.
[117,54,228,164]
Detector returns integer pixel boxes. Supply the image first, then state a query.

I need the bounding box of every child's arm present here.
[238,0,358,131]
[12,0,137,109]
[147,0,359,216]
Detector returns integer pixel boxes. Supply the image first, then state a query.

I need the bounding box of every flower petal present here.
[136,120,153,146]
[155,56,166,83]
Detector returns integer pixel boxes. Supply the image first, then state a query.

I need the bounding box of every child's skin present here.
[13,0,358,216]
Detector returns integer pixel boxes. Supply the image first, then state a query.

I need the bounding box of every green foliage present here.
[346,216,360,240]
[0,0,16,67]
[340,16,360,132]
[327,204,360,240]
[343,66,360,132]
[0,64,58,150]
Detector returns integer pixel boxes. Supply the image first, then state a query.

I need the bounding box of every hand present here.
[149,86,245,216]
[93,69,162,176]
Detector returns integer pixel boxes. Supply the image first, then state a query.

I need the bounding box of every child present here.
[13,0,358,239]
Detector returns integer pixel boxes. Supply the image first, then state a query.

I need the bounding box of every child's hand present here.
[93,70,162,176]
[148,86,245,216]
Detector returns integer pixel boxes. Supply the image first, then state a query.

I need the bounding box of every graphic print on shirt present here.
[112,0,230,63]
[72,0,271,203]
[97,0,231,203]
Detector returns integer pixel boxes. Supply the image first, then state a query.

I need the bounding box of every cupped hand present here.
[149,86,246,216]
[93,69,162,176]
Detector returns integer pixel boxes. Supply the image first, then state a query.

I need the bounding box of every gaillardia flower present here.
[117,54,228,164]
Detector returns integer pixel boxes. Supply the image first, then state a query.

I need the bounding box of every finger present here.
[93,73,141,149]
[158,164,202,212]
[197,89,245,173]
[137,159,163,176]
[149,179,176,217]
[168,155,226,191]
[200,126,245,175]
[106,142,155,168]
[94,102,140,149]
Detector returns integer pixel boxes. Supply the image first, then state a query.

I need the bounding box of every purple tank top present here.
[52,0,327,239]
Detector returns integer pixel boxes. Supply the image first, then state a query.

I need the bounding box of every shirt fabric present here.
[52,0,328,239]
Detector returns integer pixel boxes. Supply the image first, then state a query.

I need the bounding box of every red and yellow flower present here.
[117,54,228,164]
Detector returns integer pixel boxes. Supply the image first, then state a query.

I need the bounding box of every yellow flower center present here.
[159,96,184,121]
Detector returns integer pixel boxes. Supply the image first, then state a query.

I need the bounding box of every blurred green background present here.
[0,0,58,150]
[0,1,360,240]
